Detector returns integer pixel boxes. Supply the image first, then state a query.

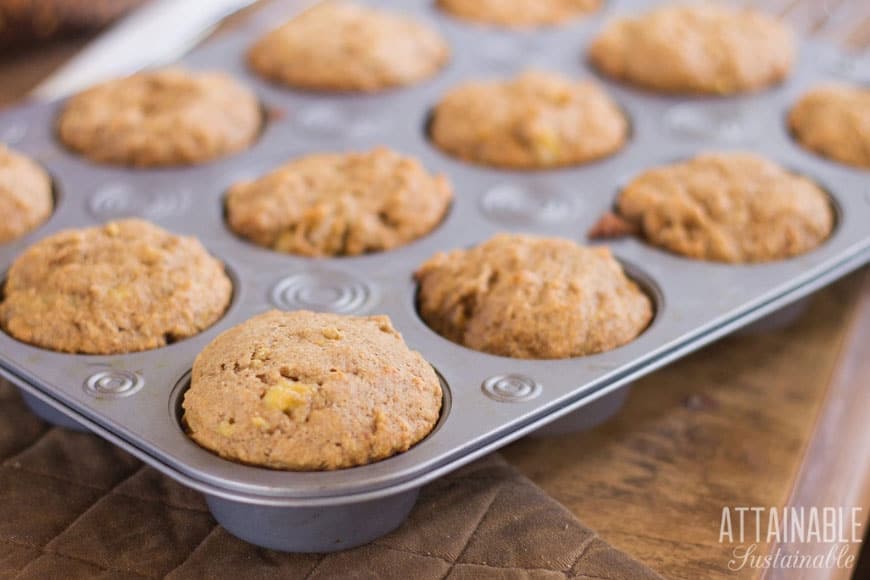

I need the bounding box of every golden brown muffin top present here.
[0,145,53,243]
[415,234,652,359]
[183,310,442,470]
[57,68,261,167]
[437,0,600,28]
[430,71,628,170]
[789,84,870,169]
[589,4,794,95]
[617,153,834,263]
[226,147,453,257]
[247,1,449,92]
[0,219,232,354]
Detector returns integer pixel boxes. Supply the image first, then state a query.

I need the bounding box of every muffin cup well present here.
[530,385,631,437]
[206,488,420,553]
[736,296,811,335]
[18,387,89,431]
[167,366,452,551]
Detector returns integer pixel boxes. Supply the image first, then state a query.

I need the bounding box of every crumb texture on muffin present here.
[430,71,628,169]
[617,153,834,263]
[0,145,53,243]
[415,234,652,359]
[57,68,261,167]
[0,219,232,354]
[247,1,449,92]
[437,0,600,27]
[226,147,453,257]
[183,310,442,471]
[789,84,870,169]
[589,4,793,95]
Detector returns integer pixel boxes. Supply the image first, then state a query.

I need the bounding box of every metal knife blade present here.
[30,0,257,101]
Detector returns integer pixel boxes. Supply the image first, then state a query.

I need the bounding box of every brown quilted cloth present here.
[0,379,659,579]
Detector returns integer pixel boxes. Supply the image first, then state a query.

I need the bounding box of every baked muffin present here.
[437,0,600,28]
[430,71,628,169]
[57,68,261,167]
[588,4,793,95]
[415,234,652,359]
[788,84,870,169]
[0,145,53,243]
[226,147,453,257]
[247,1,449,92]
[616,153,834,263]
[183,310,442,470]
[0,219,232,354]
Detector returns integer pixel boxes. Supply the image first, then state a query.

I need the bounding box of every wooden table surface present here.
[0,2,868,579]
[506,271,870,579]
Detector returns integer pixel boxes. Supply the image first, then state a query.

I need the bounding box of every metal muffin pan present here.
[1,0,869,552]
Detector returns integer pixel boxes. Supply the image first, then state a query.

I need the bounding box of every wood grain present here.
[767,272,870,580]
[505,271,870,579]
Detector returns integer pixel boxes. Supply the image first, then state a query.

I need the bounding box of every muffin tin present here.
[1,0,869,553]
